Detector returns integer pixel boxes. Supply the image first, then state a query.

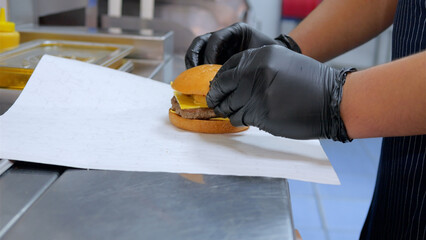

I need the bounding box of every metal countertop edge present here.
[0,171,59,239]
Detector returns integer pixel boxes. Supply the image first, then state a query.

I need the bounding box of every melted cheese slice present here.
[172,88,228,121]
[174,91,208,109]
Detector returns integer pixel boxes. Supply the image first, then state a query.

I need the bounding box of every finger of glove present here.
[212,81,247,118]
[207,69,238,113]
[203,26,244,65]
[248,28,278,48]
[213,67,256,118]
[211,53,257,118]
[228,107,246,127]
[185,33,212,69]
[206,52,244,109]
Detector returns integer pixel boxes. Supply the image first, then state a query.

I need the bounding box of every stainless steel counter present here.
[0,163,61,237]
[1,170,294,240]
[0,28,295,239]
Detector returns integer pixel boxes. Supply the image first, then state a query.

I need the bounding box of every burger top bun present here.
[171,64,221,96]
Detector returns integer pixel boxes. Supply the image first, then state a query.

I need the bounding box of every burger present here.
[169,64,249,134]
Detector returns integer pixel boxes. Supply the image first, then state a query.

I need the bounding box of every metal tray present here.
[0,39,134,69]
[0,39,134,90]
[17,25,173,61]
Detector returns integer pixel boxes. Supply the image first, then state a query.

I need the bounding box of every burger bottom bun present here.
[169,110,249,134]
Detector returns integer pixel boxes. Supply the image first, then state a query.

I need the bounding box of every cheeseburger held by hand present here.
[169,64,249,134]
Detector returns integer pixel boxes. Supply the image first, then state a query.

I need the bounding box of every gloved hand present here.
[185,22,301,69]
[206,45,355,142]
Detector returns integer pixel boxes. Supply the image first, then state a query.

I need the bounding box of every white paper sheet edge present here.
[0,55,340,185]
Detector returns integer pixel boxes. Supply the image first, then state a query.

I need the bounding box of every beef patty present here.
[171,96,217,119]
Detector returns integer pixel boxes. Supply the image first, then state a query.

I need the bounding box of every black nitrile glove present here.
[206,45,355,142]
[185,22,301,69]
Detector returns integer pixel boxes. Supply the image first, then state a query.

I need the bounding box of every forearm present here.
[340,51,426,139]
[289,0,397,62]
